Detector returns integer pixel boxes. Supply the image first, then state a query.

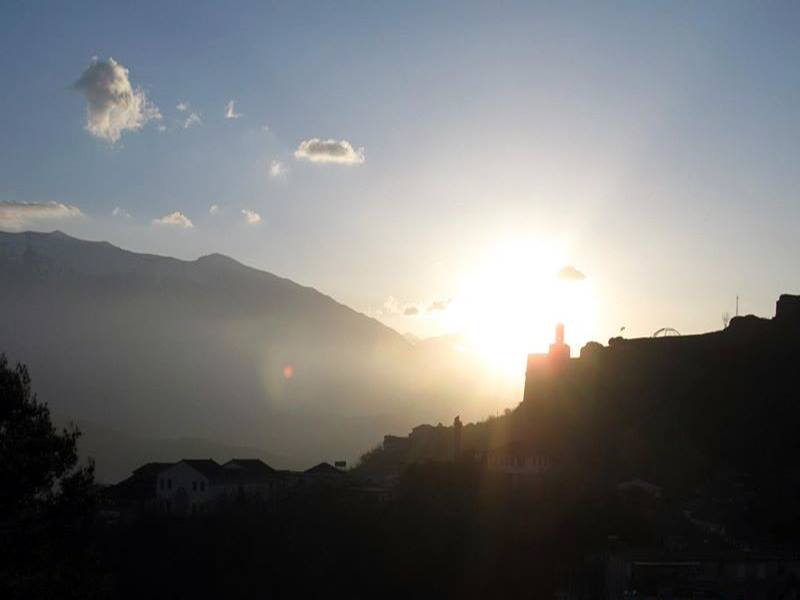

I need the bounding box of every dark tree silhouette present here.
[0,354,97,599]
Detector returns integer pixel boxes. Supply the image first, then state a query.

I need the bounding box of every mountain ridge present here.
[0,229,512,482]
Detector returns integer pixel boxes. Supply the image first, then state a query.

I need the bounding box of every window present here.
[159,478,164,490]
[168,479,172,490]
[192,481,197,492]
[200,481,206,492]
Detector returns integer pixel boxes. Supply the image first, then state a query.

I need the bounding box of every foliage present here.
[0,354,99,599]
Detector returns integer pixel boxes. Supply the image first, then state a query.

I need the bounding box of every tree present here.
[0,354,97,598]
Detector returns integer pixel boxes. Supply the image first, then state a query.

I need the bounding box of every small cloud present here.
[225,100,242,119]
[157,124,167,133]
[262,125,270,133]
[294,138,365,165]
[209,204,221,215]
[383,296,401,314]
[557,265,587,281]
[383,296,421,317]
[427,298,452,313]
[73,57,161,143]
[0,201,83,231]
[176,101,189,112]
[269,160,286,178]
[152,211,193,228]
[241,209,261,224]
[112,206,132,219]
[183,112,201,129]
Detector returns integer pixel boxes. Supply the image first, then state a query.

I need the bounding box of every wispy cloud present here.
[225,100,242,119]
[112,206,132,219]
[382,296,422,318]
[427,298,452,313]
[0,201,83,230]
[176,101,189,112]
[269,160,286,178]
[152,211,193,228]
[241,209,261,224]
[183,112,201,129]
[557,265,587,281]
[294,138,365,165]
[73,57,161,143]
[209,204,221,215]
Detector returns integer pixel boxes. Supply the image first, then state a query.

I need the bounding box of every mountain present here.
[0,230,503,481]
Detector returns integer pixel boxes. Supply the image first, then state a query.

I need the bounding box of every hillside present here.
[359,295,800,545]
[0,231,510,481]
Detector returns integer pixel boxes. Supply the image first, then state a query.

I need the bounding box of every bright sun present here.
[444,239,596,376]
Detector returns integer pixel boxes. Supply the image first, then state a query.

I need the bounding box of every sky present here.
[2,1,800,356]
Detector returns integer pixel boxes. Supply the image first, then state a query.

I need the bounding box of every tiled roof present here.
[304,462,344,476]
[180,459,227,483]
[222,459,276,483]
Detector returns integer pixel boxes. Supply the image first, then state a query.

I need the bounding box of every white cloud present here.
[383,296,401,314]
[209,204,221,215]
[0,201,83,231]
[241,209,261,224]
[294,138,365,165]
[262,125,270,133]
[176,101,189,112]
[269,160,286,178]
[557,265,587,281]
[183,112,201,129]
[403,305,420,316]
[73,57,161,143]
[152,211,193,228]
[383,296,421,317]
[225,100,242,119]
[112,206,132,219]
[427,298,452,313]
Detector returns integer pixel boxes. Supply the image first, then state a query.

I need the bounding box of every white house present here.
[155,459,228,516]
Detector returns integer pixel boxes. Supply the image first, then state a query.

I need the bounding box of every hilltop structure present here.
[523,322,576,403]
[523,294,800,406]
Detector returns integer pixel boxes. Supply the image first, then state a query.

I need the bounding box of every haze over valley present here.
[0,230,516,481]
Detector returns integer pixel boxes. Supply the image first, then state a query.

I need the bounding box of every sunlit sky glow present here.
[2,1,800,372]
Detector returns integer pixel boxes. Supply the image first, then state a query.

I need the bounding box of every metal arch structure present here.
[652,327,681,338]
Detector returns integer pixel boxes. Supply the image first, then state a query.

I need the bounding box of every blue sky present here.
[2,1,800,349]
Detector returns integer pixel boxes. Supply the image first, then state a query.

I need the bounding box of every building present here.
[155,459,230,516]
[303,462,347,486]
[102,462,173,520]
[486,440,551,484]
[105,457,287,517]
[523,322,577,403]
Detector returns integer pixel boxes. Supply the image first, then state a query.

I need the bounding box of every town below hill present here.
[5,293,800,598]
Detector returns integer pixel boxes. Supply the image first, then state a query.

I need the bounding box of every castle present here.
[522,322,576,404]
[522,293,800,406]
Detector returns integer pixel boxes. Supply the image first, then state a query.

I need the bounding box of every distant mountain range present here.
[0,231,516,481]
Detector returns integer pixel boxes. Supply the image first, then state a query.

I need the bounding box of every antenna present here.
[736,295,739,317]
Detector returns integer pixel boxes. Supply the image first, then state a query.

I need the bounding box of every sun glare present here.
[445,240,596,376]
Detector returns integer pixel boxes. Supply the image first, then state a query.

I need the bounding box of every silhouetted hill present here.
[360,295,800,546]
[0,231,505,480]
